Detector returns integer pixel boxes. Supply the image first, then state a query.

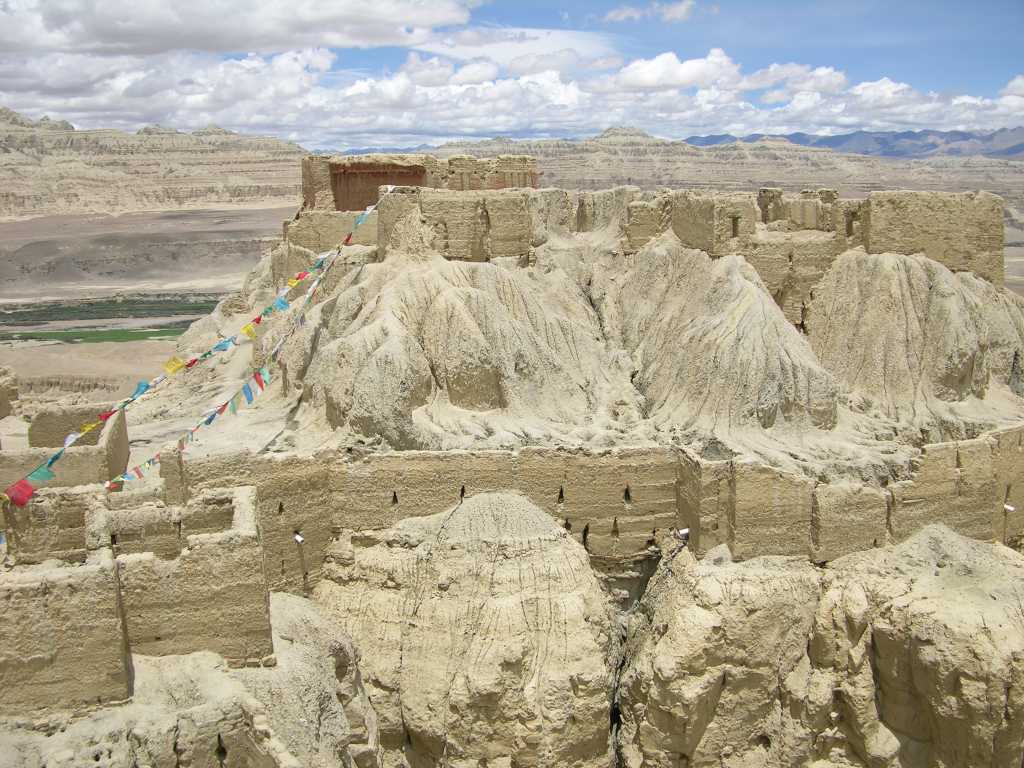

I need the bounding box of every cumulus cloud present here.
[0,0,478,54]
[604,1,696,23]
[613,48,740,91]
[1,6,1020,151]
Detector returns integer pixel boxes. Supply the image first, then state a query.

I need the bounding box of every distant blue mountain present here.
[682,127,1024,158]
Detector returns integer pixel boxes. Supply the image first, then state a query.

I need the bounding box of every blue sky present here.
[1,0,1021,148]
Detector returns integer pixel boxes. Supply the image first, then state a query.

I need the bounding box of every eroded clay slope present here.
[617,526,1024,768]
[592,231,838,432]
[807,249,1024,439]
[314,492,619,768]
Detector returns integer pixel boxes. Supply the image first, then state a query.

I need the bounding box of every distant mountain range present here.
[682,128,1024,159]
[339,127,1024,160]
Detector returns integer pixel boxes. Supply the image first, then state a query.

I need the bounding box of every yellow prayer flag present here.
[163,356,186,375]
[79,421,101,434]
[241,323,258,340]
[287,278,300,288]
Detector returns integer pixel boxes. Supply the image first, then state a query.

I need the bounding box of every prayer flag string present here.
[3,190,393,506]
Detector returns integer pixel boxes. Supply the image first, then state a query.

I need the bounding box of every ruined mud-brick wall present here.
[171,429,1024,596]
[301,153,540,213]
[0,484,275,715]
[0,406,129,490]
[0,551,132,716]
[373,185,1002,327]
[863,190,1004,286]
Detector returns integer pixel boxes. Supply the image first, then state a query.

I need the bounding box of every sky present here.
[0,0,1021,150]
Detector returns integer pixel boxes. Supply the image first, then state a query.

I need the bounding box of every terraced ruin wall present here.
[0,486,274,714]
[274,185,1003,327]
[175,433,1024,594]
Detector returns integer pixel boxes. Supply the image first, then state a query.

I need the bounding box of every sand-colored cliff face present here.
[617,526,1024,768]
[0,110,304,219]
[315,492,618,768]
[436,128,1024,211]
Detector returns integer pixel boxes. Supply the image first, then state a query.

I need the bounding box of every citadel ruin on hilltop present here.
[2,152,1023,766]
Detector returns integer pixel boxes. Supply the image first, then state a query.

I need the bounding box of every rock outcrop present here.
[315,492,619,768]
[807,249,1024,439]
[617,526,1024,767]
[0,109,304,218]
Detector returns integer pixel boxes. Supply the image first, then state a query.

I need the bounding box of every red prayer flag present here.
[185,358,199,369]
[253,316,262,325]
[217,403,228,415]
[296,271,309,280]
[98,410,116,421]
[343,233,353,245]
[253,370,265,391]
[5,479,35,507]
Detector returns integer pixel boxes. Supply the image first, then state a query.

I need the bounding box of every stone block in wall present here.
[483,191,532,259]
[891,438,998,542]
[284,210,377,253]
[676,449,732,556]
[117,487,273,664]
[515,447,680,556]
[626,198,669,251]
[670,191,757,257]
[730,461,814,559]
[757,188,785,223]
[420,190,489,261]
[744,229,844,325]
[810,481,888,562]
[2,486,93,564]
[862,190,1004,286]
[0,553,132,715]
[990,426,1024,543]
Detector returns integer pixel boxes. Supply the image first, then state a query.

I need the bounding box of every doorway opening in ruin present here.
[557,485,565,504]
[329,162,427,211]
[845,212,858,237]
[623,485,632,504]
[730,215,741,238]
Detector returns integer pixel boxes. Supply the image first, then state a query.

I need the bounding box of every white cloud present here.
[614,48,740,91]
[450,60,500,85]
[508,49,581,76]
[400,53,455,87]
[414,27,615,67]
[1001,75,1024,98]
[0,0,478,54]
[604,1,696,23]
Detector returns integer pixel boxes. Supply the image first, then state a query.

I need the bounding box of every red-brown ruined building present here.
[301,153,540,212]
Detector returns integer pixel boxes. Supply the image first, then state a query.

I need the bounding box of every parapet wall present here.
[302,153,540,212]
[0,485,274,716]
[863,190,1004,286]
[0,406,129,491]
[170,430,1024,596]
[0,551,133,716]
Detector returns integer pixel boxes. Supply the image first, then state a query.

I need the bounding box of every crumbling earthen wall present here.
[117,487,274,666]
[169,428,1024,597]
[0,552,133,716]
[862,190,1004,286]
[301,153,540,213]
[0,407,129,490]
[282,210,377,252]
[1,483,274,717]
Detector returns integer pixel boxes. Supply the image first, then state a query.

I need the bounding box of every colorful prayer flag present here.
[241,323,257,340]
[163,356,186,375]
[213,338,234,352]
[242,383,254,404]
[253,370,265,391]
[64,432,82,448]
[273,297,290,312]
[185,358,199,369]
[343,233,353,245]
[131,381,151,399]
[229,394,240,415]
[46,449,64,467]
[79,421,101,434]
[4,479,35,507]
[27,466,55,483]
[259,367,271,384]
[98,410,116,422]
[287,277,300,288]
[354,213,368,227]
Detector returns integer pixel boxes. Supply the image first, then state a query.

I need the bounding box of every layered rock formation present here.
[315,492,619,768]
[0,109,304,218]
[435,129,1024,212]
[617,526,1024,767]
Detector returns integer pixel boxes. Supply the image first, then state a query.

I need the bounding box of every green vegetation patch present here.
[0,327,186,344]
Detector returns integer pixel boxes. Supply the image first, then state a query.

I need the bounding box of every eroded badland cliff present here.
[2,152,1024,767]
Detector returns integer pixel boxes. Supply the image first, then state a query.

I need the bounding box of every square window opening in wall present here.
[730,215,740,239]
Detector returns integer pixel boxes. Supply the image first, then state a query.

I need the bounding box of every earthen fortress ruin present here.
[2,152,1024,767]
